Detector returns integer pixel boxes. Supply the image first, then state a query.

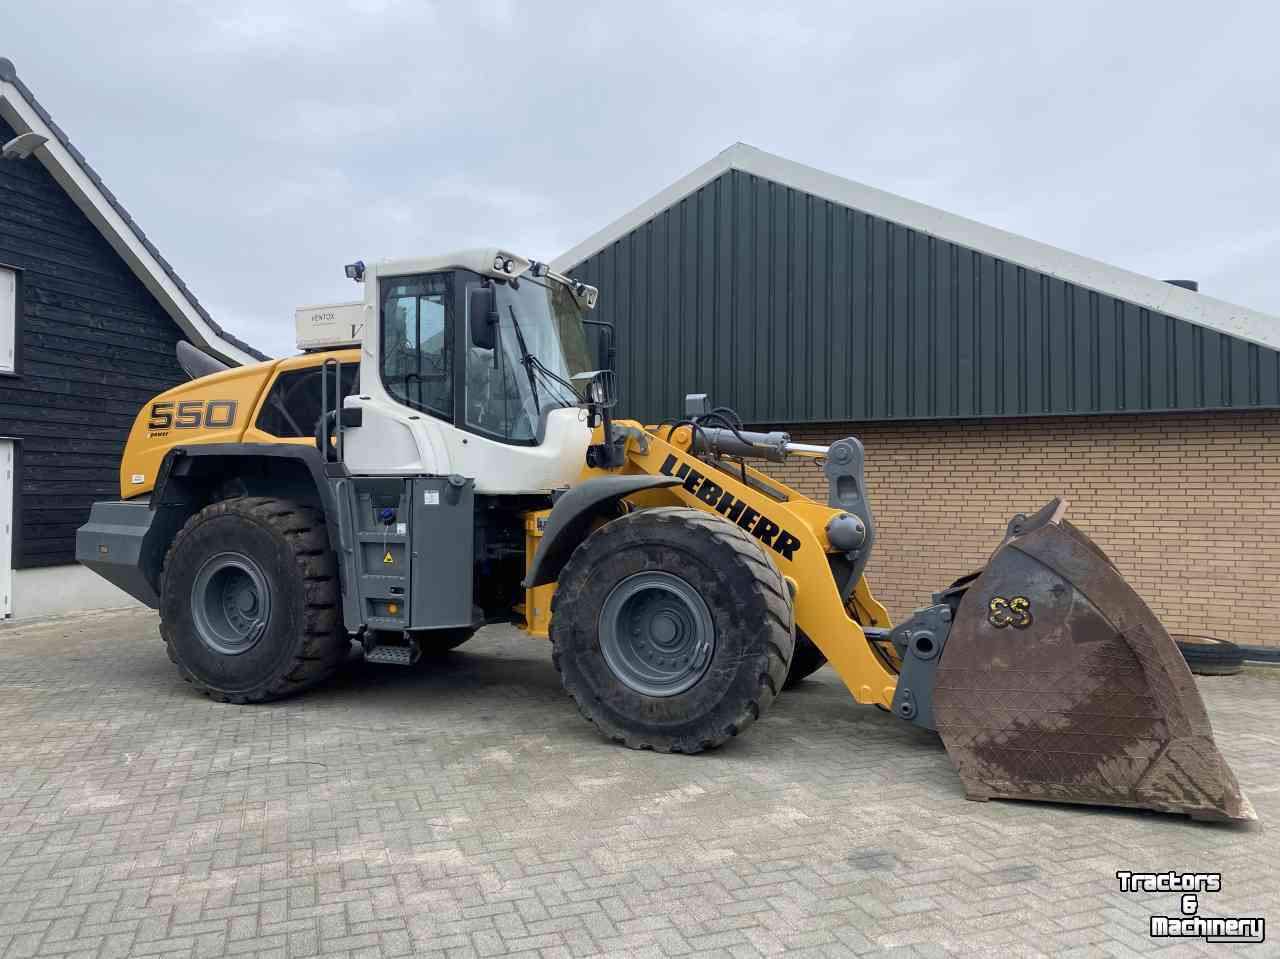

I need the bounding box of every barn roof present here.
[555,142,1280,353]
[0,57,267,365]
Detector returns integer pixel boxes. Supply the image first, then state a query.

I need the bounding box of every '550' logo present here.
[148,400,238,431]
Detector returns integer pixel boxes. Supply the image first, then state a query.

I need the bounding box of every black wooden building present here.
[0,57,265,619]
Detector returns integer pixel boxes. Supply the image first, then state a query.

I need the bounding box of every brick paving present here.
[1,608,1277,958]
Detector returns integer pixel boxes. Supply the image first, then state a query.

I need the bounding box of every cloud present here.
[5,0,1278,360]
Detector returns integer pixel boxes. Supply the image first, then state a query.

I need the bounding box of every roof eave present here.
[0,57,268,365]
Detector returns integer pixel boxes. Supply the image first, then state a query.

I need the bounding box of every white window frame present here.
[0,266,15,375]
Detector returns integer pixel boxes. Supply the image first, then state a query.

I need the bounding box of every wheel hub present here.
[191,551,272,656]
[599,571,716,697]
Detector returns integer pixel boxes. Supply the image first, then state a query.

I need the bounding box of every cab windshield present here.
[465,272,593,442]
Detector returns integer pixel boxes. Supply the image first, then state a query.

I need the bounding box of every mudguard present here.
[524,475,681,588]
[932,499,1253,821]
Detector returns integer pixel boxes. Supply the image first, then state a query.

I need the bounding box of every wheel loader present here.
[76,248,1253,821]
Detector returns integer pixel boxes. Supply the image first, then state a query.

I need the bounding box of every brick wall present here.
[761,411,1280,647]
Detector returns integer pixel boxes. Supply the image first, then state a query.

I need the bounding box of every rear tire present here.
[783,629,827,688]
[159,497,348,703]
[551,507,794,753]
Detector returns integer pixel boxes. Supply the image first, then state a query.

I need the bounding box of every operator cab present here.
[296,249,605,494]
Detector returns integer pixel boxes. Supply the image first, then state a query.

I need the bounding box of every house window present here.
[0,268,15,374]
[255,365,359,438]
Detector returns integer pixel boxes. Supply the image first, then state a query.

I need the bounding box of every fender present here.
[77,444,345,607]
[524,475,681,588]
[154,442,345,548]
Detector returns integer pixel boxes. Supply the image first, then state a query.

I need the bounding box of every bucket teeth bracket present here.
[889,603,955,730]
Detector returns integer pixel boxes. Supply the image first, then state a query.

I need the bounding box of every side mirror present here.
[583,319,615,373]
[468,286,497,350]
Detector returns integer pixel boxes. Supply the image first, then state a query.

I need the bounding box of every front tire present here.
[159,497,348,703]
[551,507,794,753]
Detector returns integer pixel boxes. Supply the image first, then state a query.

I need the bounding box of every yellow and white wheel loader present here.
[76,249,1252,821]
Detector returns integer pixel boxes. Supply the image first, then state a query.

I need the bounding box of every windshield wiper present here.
[530,358,582,408]
[505,304,544,411]
[502,304,583,409]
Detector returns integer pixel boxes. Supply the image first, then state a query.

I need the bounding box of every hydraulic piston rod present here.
[688,427,832,462]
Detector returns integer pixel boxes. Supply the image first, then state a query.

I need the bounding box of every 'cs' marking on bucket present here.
[989,595,1032,629]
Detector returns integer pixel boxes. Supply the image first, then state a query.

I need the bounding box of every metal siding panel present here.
[810,199,831,420]
[1000,261,1020,414]
[888,223,908,418]
[670,201,687,417]
[849,211,870,420]
[976,254,996,414]
[1260,342,1279,406]
[734,174,758,421]
[614,237,633,417]
[1147,311,1170,409]
[629,234,644,416]
[955,246,977,417]
[659,204,676,417]
[1097,297,1119,412]
[1177,317,1198,407]
[752,177,771,420]
[678,197,696,412]
[713,174,732,410]
[1023,269,1045,413]
[696,184,715,401]
[1045,278,1067,411]
[1071,286,1095,412]
[770,184,789,419]
[931,240,953,417]
[1201,329,1223,407]
[788,189,809,419]
[869,216,890,418]
[911,232,932,417]
[1230,337,1252,406]
[829,205,850,420]
[1121,304,1144,411]
[614,236,632,417]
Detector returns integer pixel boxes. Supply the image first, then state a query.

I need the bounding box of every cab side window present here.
[381,273,452,418]
[255,365,359,438]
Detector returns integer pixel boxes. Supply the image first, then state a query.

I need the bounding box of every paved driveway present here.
[1,609,1277,958]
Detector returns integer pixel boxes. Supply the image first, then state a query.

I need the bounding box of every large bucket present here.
[932,499,1254,821]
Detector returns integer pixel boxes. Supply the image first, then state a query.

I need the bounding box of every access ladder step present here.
[364,640,420,666]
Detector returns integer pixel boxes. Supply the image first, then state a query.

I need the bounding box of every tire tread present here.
[159,496,347,704]
[551,505,793,753]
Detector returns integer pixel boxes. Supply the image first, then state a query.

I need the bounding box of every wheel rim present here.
[599,571,716,697]
[190,551,272,656]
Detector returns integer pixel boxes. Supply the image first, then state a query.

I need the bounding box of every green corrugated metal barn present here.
[553,143,1280,648]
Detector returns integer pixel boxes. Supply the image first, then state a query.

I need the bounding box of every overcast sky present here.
[6,1,1279,357]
